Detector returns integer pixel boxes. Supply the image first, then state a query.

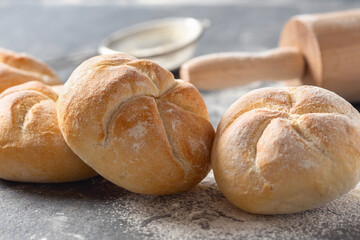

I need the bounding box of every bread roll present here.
[57,54,215,195]
[50,84,64,96]
[212,86,360,214]
[0,48,62,93]
[0,81,97,183]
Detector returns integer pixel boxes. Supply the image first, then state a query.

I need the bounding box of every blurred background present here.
[0,0,359,126]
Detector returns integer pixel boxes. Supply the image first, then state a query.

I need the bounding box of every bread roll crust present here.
[212,86,360,214]
[50,84,64,96]
[0,48,61,93]
[57,54,214,195]
[0,81,97,183]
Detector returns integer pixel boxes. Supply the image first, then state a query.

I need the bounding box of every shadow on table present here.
[0,176,129,200]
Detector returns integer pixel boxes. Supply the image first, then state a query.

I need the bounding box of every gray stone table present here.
[0,1,360,239]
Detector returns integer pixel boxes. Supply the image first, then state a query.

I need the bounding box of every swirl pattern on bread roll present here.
[57,54,215,195]
[212,86,360,214]
[0,81,97,183]
[0,48,61,93]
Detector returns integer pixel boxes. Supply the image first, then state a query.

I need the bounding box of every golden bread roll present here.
[0,48,62,93]
[50,84,64,96]
[212,86,360,214]
[0,81,97,183]
[57,54,215,195]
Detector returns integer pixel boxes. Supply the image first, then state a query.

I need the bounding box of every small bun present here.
[50,84,64,96]
[0,48,62,93]
[0,81,97,183]
[212,86,360,214]
[57,54,215,195]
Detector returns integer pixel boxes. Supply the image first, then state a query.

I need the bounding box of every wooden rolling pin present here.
[180,9,360,102]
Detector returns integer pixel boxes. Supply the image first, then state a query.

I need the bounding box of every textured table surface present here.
[1,1,360,239]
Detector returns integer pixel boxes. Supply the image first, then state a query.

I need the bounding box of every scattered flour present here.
[50,214,68,230]
[128,122,147,139]
[66,233,85,240]
[132,142,143,153]
[299,158,317,169]
[187,137,207,154]
[171,120,181,130]
[1,161,359,240]
[105,171,360,239]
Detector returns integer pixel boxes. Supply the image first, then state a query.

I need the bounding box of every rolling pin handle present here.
[180,47,305,90]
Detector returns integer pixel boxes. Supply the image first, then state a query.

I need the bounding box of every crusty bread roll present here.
[57,54,215,195]
[0,81,97,183]
[50,84,64,96]
[0,48,62,93]
[212,86,360,214]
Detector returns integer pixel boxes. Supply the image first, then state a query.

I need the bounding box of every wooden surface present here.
[1,1,360,239]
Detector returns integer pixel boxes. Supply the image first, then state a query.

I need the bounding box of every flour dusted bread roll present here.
[0,81,97,183]
[57,54,215,195]
[50,84,64,96]
[0,48,61,93]
[212,86,360,214]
